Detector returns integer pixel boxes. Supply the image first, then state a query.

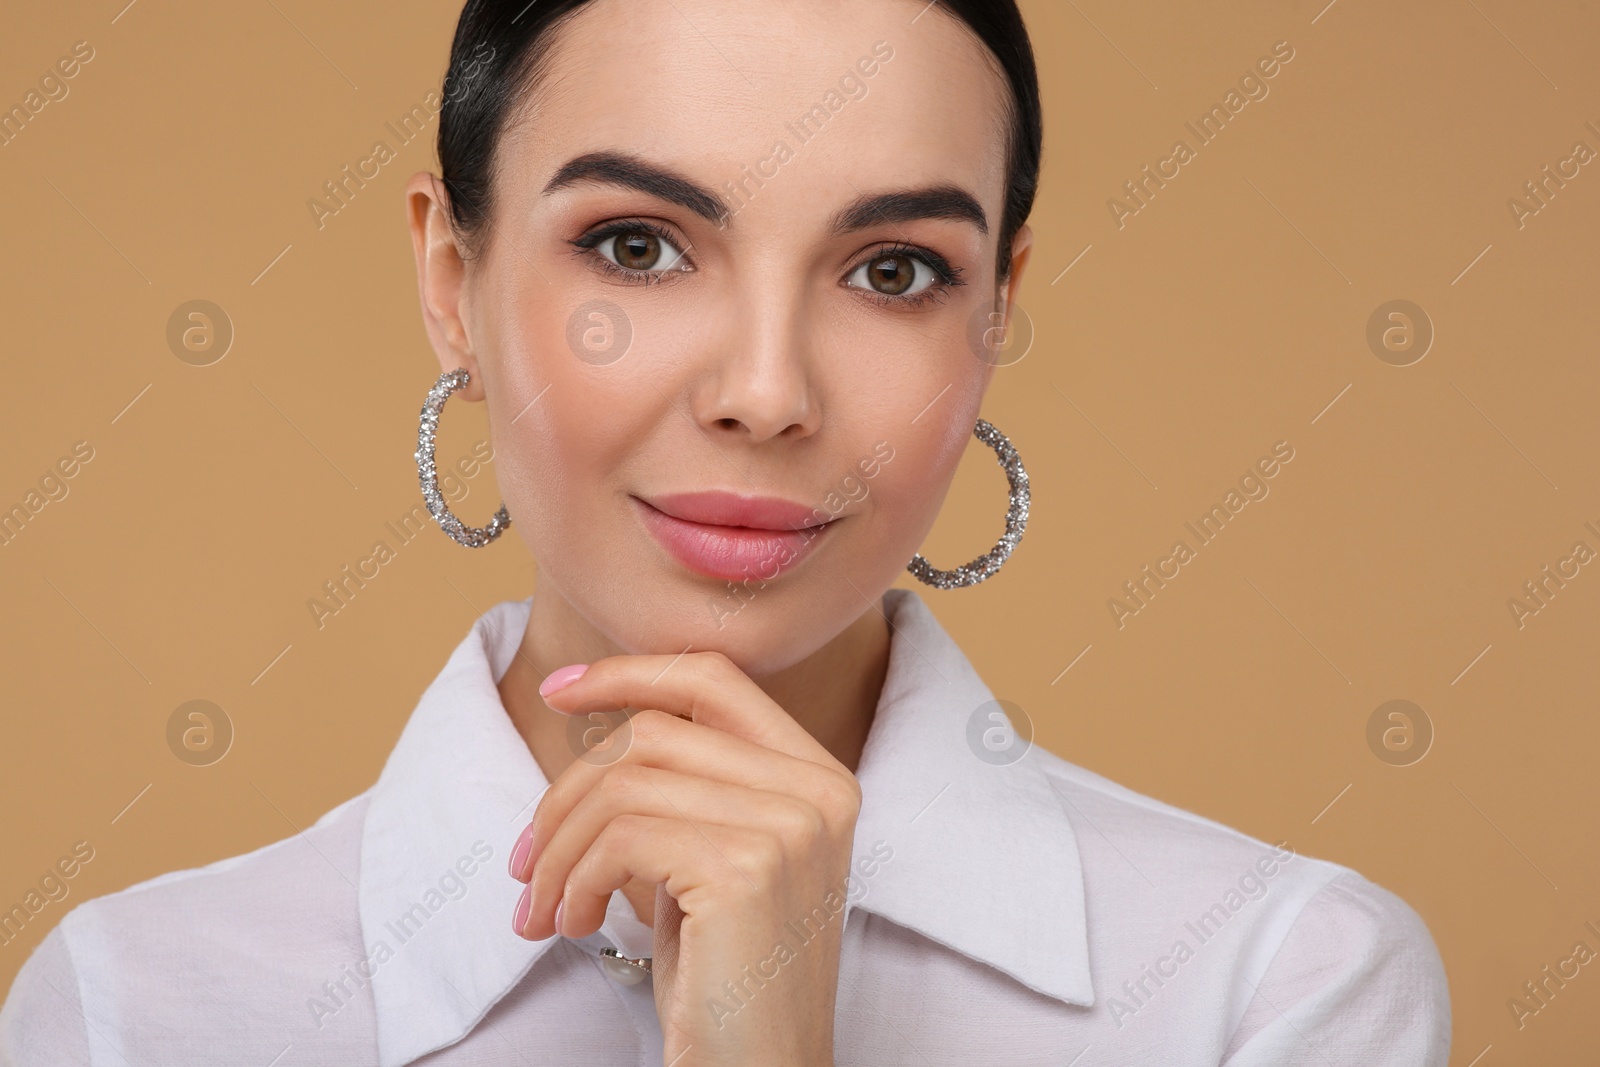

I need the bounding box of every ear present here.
[999,221,1033,338]
[405,170,485,402]
[980,222,1034,387]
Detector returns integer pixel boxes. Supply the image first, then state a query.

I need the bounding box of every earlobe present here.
[405,170,484,402]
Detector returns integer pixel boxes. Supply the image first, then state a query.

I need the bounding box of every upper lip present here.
[640,491,833,531]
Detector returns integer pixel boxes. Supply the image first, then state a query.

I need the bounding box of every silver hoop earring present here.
[415,368,511,548]
[907,418,1029,589]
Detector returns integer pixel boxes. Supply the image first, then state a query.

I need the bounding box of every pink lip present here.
[632,491,836,582]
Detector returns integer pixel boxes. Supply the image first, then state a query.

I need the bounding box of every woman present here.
[0,0,1450,1064]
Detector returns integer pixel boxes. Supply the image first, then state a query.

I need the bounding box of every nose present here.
[689,288,820,444]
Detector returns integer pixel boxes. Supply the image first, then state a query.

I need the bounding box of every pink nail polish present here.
[513,884,532,938]
[539,663,589,697]
[509,824,534,878]
[553,898,565,937]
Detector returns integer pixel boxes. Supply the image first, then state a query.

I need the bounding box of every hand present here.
[509,651,861,1067]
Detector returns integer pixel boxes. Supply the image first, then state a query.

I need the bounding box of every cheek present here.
[850,401,977,556]
[494,383,644,514]
[479,300,649,553]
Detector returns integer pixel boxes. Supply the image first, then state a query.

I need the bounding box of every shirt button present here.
[599,947,652,985]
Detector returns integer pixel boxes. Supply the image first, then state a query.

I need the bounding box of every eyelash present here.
[568,221,965,308]
[856,241,965,309]
[569,219,691,288]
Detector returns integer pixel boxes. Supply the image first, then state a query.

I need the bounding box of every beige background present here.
[2,0,1596,1061]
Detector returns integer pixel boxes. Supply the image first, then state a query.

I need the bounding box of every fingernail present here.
[539,663,589,697]
[513,884,532,938]
[509,824,534,878]
[553,897,565,937]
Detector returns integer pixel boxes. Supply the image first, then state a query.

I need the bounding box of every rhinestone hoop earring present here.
[415,368,511,548]
[906,418,1029,589]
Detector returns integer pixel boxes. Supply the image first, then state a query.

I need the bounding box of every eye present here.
[573,220,693,282]
[848,251,934,297]
[599,229,688,272]
[844,243,963,306]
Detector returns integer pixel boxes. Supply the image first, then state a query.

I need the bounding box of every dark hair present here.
[436,0,1042,285]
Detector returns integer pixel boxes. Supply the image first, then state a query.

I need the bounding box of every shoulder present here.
[1222,868,1451,1063]
[1033,747,1338,901]
[1029,749,1449,1061]
[0,790,377,1060]
[0,921,86,1064]
[63,787,371,953]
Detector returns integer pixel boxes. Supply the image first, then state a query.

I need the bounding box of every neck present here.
[497,574,893,782]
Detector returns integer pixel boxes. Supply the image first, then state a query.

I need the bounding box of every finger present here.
[520,813,775,942]
[522,764,827,931]
[513,708,859,881]
[541,650,838,767]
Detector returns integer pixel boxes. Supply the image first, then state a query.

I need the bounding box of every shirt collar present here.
[845,589,1094,1008]
[358,588,1092,1066]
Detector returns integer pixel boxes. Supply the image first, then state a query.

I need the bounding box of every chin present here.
[688,587,842,675]
[532,510,906,678]
[583,568,858,679]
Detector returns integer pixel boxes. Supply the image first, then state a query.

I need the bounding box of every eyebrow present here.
[541,150,988,237]
[827,185,988,237]
[543,151,730,228]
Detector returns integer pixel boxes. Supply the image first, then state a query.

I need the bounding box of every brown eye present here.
[594,227,689,274]
[615,231,661,270]
[865,254,914,295]
[846,250,939,300]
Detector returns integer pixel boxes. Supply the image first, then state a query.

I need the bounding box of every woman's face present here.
[412,0,1032,677]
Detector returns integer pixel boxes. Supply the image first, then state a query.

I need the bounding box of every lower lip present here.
[632,497,834,582]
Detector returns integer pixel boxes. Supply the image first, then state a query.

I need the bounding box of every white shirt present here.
[0,588,1450,1065]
